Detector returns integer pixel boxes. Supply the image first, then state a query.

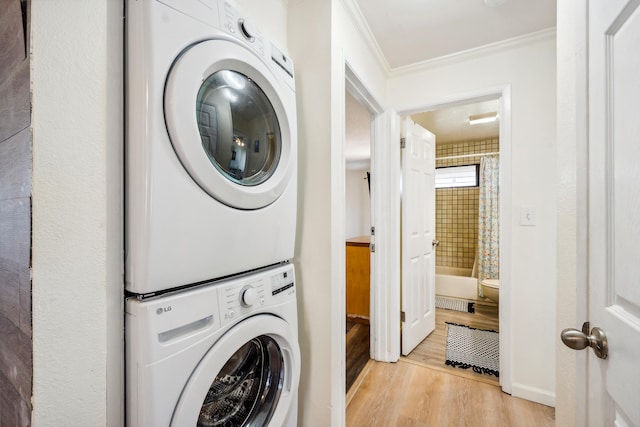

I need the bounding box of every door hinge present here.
[370,243,375,253]
[400,137,406,149]
[401,311,406,322]
[370,226,375,236]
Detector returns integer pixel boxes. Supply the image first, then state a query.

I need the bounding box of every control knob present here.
[241,286,258,307]
[238,19,256,41]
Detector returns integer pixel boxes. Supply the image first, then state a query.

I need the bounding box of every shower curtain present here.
[477,155,499,297]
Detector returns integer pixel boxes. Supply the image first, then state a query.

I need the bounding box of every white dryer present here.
[125,0,297,295]
[126,263,300,426]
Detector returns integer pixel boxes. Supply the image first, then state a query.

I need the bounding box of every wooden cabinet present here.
[346,236,370,320]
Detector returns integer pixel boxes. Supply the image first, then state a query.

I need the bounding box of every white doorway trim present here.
[375,84,513,392]
[344,64,399,363]
[345,66,383,116]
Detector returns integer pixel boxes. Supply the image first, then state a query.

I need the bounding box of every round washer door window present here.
[198,336,282,426]
[170,315,300,427]
[165,40,295,210]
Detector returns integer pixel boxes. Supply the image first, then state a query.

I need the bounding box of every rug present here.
[444,322,499,377]
[435,296,475,313]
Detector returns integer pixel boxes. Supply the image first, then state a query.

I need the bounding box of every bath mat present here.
[435,296,475,313]
[444,322,499,377]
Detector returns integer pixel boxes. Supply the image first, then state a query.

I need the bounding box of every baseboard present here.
[511,383,556,407]
[346,314,370,325]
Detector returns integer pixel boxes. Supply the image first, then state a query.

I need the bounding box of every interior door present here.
[401,118,436,355]
[582,1,640,425]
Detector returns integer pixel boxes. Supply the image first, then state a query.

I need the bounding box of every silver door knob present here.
[432,239,440,248]
[560,321,608,359]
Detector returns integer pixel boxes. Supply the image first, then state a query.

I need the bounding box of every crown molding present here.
[339,0,391,76]
[390,27,557,78]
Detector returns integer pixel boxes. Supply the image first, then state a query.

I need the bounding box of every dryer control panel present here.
[222,2,266,58]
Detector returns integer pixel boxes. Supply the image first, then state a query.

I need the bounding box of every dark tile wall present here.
[0,0,32,426]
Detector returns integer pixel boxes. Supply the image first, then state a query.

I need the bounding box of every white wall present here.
[387,33,557,405]
[345,170,371,238]
[288,0,388,424]
[31,0,123,425]
[288,1,337,423]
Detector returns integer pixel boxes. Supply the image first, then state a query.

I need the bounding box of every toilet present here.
[481,279,500,304]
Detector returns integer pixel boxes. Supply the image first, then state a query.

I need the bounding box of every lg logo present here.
[156,306,172,315]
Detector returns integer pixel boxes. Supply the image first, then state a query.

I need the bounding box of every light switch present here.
[520,207,536,226]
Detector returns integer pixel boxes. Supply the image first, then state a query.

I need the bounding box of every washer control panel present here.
[218,264,295,325]
[219,277,266,323]
[271,269,295,297]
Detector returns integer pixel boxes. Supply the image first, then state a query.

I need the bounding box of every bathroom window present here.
[435,165,479,188]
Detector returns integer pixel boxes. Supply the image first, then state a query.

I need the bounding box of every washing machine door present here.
[171,315,300,427]
[165,40,295,210]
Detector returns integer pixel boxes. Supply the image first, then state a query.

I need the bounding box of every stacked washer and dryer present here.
[124,0,300,425]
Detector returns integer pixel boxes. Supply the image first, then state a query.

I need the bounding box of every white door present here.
[570,1,640,425]
[401,118,436,355]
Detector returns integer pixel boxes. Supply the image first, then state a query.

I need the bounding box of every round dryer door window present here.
[170,315,300,427]
[196,70,281,187]
[165,40,296,210]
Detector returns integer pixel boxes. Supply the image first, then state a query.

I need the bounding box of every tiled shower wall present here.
[435,138,499,269]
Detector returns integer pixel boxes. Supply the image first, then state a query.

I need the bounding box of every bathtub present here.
[435,266,480,301]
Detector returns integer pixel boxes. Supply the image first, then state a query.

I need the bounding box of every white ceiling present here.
[353,0,557,69]
[346,98,500,167]
[345,0,556,166]
[411,100,500,144]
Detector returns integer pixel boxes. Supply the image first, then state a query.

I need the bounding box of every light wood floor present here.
[346,359,555,427]
[404,304,500,385]
[346,303,555,426]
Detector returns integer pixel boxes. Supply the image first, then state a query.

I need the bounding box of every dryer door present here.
[165,40,295,210]
[171,315,300,427]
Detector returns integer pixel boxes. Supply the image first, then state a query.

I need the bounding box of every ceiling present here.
[346,98,501,168]
[411,100,500,144]
[353,0,557,69]
[345,0,556,167]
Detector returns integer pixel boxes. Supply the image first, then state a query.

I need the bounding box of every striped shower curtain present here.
[477,155,500,297]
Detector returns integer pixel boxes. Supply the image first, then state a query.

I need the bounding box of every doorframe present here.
[556,2,589,424]
[344,64,395,363]
[372,85,514,392]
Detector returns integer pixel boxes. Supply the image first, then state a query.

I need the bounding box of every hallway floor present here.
[346,303,554,426]
[345,358,555,426]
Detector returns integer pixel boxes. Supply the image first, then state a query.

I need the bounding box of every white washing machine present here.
[126,263,300,426]
[125,0,297,295]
